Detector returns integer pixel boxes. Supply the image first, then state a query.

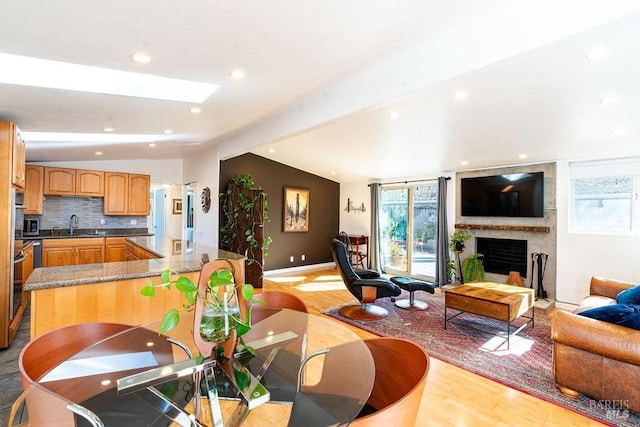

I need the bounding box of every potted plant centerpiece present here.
[142,260,262,355]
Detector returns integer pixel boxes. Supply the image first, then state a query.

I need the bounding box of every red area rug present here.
[324,290,639,427]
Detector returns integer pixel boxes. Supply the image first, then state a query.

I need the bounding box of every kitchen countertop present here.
[24,236,245,291]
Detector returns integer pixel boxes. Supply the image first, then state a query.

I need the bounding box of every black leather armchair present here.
[331,239,401,320]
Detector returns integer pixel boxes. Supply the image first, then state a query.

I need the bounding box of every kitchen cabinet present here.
[76,169,104,197]
[42,238,105,267]
[44,167,76,196]
[24,165,44,215]
[12,125,25,189]
[105,237,127,262]
[104,172,150,215]
[44,167,105,197]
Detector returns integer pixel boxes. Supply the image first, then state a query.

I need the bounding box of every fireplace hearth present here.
[476,237,527,277]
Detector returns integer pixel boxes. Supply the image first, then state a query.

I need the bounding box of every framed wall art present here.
[283,187,309,232]
[172,198,183,214]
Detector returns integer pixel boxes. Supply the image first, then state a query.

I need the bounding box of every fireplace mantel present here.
[455,223,550,233]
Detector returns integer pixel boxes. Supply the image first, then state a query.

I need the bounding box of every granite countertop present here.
[24,236,245,291]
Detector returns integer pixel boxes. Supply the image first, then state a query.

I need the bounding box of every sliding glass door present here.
[379,182,438,279]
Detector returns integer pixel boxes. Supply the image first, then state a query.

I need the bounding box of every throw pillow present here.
[578,304,640,330]
[616,285,640,305]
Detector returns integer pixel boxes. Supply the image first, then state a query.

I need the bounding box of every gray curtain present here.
[435,177,449,286]
[369,182,381,271]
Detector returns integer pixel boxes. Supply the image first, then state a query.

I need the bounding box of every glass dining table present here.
[9,307,375,427]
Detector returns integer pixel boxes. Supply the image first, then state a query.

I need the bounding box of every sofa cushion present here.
[574,295,617,313]
[616,284,640,305]
[578,303,640,330]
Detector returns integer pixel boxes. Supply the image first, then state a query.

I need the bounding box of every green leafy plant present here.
[141,261,260,339]
[462,253,485,283]
[449,229,471,252]
[219,174,272,267]
[389,241,405,256]
[445,258,456,284]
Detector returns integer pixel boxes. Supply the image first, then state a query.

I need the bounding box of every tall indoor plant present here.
[219,174,272,287]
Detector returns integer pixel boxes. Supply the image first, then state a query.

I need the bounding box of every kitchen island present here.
[24,236,245,338]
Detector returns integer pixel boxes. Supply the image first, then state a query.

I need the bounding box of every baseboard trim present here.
[265,262,335,276]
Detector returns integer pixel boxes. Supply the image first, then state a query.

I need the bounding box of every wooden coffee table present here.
[444,282,534,349]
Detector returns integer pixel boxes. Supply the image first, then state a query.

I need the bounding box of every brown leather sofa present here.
[551,276,640,412]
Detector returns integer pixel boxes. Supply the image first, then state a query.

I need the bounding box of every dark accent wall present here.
[220,153,340,271]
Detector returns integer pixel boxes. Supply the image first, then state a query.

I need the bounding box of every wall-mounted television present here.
[461,172,544,218]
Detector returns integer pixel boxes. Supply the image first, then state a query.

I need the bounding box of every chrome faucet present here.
[70,214,79,235]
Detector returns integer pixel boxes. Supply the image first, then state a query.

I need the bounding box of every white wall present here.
[339,182,371,235]
[183,145,221,248]
[556,160,640,307]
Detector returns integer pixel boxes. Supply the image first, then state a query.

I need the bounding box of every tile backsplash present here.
[24,196,148,230]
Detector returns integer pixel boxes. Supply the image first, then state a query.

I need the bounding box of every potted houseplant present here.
[449,230,471,252]
[219,174,272,288]
[389,241,406,267]
[462,253,485,283]
[141,260,261,351]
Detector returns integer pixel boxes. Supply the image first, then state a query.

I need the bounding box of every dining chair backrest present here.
[250,291,308,323]
[19,322,132,426]
[350,337,430,427]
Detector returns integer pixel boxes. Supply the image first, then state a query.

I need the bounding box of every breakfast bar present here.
[24,236,245,338]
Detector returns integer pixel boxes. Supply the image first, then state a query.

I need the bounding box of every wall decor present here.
[172,239,182,255]
[201,187,211,213]
[172,198,183,214]
[283,187,309,232]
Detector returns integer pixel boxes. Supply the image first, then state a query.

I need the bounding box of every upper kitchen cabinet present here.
[44,167,75,195]
[76,169,104,197]
[104,172,150,215]
[24,165,44,215]
[11,125,26,189]
[128,174,150,215]
[44,167,106,197]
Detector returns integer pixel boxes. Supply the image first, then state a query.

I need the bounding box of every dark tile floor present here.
[0,307,30,426]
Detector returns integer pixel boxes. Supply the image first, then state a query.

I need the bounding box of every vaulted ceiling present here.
[2,1,639,182]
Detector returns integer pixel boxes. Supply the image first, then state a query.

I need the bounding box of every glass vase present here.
[199,285,240,342]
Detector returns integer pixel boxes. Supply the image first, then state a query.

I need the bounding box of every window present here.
[379,182,439,279]
[570,159,640,234]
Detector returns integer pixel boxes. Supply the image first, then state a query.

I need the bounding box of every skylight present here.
[0,52,219,103]
[22,132,165,143]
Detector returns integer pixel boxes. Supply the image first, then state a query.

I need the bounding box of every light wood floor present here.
[263,267,606,427]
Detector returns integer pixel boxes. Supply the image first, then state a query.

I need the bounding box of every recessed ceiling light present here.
[189,107,202,114]
[148,143,156,148]
[599,96,618,105]
[518,153,529,159]
[388,111,399,120]
[461,160,469,166]
[163,129,173,134]
[229,69,246,80]
[0,52,219,103]
[585,46,608,60]
[102,127,114,132]
[95,151,103,156]
[331,171,337,175]
[453,90,467,100]
[129,52,152,64]
[609,128,624,136]
[268,148,276,153]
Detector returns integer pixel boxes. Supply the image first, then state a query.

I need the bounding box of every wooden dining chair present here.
[351,337,430,427]
[18,322,133,426]
[250,291,308,323]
